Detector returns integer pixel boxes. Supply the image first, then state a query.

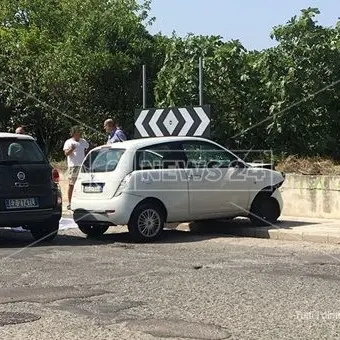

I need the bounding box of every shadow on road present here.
[0,217,317,249]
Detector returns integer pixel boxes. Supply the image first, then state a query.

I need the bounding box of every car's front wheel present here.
[78,224,109,238]
[128,203,165,242]
[30,219,59,242]
[249,194,280,226]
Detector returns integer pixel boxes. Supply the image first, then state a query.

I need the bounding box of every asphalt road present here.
[1,225,340,340]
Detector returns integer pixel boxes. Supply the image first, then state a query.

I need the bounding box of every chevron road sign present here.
[134,105,211,138]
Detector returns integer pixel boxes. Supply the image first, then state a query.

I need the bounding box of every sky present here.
[147,0,340,50]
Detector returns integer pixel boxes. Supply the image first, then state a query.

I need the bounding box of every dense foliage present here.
[0,2,340,159]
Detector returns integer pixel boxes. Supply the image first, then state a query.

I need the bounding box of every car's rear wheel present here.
[30,220,59,242]
[250,195,280,226]
[128,203,165,242]
[78,224,109,238]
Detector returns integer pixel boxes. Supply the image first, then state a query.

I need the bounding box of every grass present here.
[275,156,340,175]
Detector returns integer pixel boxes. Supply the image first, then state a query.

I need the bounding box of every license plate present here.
[5,198,39,210]
[83,184,103,193]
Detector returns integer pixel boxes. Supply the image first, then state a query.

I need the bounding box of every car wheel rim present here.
[137,209,161,238]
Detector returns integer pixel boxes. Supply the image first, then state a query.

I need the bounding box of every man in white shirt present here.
[63,126,89,210]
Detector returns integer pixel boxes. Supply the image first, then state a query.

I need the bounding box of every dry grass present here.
[50,156,340,176]
[51,160,67,172]
[276,156,340,175]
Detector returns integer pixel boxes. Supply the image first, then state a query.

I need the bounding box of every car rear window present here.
[81,148,125,173]
[0,138,46,164]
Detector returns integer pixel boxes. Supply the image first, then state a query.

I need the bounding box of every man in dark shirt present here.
[103,119,127,144]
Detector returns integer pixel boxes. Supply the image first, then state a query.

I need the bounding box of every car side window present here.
[138,149,164,170]
[182,141,237,168]
[135,142,186,170]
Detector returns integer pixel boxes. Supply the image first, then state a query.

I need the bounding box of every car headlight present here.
[114,173,132,197]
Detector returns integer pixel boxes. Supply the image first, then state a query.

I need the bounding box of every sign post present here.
[142,65,147,109]
[199,57,203,106]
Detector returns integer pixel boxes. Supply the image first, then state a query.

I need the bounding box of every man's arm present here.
[83,140,90,155]
[64,142,76,157]
[116,130,127,142]
[64,148,74,157]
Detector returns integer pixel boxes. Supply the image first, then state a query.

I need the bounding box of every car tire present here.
[30,220,59,242]
[128,203,165,242]
[250,195,280,226]
[78,224,109,238]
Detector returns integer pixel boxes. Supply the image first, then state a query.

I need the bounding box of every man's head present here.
[70,126,82,141]
[104,119,116,134]
[15,126,25,134]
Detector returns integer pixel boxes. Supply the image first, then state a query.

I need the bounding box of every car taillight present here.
[114,173,132,197]
[52,168,60,183]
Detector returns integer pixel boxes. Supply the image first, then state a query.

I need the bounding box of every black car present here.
[0,133,62,241]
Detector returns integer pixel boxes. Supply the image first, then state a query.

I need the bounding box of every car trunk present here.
[74,147,126,200]
[0,163,54,211]
[76,171,123,200]
[0,138,54,212]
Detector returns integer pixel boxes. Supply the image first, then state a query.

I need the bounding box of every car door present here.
[181,140,251,219]
[134,142,190,222]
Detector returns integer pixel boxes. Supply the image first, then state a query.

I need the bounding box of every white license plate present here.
[5,198,39,210]
[83,185,103,193]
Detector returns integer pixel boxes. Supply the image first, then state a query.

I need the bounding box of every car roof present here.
[96,136,215,151]
[0,132,34,140]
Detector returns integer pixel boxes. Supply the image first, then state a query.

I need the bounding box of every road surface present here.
[0,226,340,339]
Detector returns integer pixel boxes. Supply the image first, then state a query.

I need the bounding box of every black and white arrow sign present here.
[134,105,211,138]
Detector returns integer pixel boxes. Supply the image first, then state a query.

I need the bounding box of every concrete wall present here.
[281,174,340,219]
[59,172,340,219]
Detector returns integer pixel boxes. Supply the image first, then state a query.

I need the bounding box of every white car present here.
[72,137,284,242]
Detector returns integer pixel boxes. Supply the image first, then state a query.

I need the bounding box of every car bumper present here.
[72,193,144,226]
[0,207,62,228]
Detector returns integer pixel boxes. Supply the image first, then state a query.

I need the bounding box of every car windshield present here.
[0,138,46,164]
[82,148,125,173]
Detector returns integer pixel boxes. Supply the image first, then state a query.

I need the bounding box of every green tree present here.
[154,8,340,157]
[0,0,159,158]
[2,3,340,160]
